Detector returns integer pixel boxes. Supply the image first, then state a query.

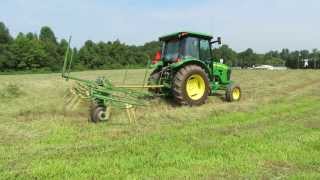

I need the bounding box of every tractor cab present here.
[158,32,220,65]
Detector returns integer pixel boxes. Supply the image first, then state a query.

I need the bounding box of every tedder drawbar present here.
[62,32,242,123]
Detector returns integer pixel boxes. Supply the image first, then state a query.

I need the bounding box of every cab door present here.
[199,39,212,63]
[199,39,213,78]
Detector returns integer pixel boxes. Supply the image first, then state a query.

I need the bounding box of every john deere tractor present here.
[149,31,241,105]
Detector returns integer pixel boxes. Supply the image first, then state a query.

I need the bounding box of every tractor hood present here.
[213,62,229,70]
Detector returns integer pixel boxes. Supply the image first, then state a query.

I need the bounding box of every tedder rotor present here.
[62,37,162,123]
[62,32,242,123]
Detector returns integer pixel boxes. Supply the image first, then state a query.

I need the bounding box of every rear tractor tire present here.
[225,83,241,102]
[90,103,110,123]
[172,65,210,106]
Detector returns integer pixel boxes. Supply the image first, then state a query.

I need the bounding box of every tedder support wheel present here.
[173,65,210,106]
[90,103,109,123]
[226,83,241,102]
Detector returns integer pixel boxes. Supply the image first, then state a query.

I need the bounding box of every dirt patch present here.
[303,119,320,129]
[0,83,25,99]
[214,117,277,136]
[286,79,320,92]
[262,160,297,178]
[16,109,88,122]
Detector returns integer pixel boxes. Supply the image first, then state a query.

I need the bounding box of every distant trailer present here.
[253,65,287,70]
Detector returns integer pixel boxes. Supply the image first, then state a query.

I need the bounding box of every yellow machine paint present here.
[186,75,206,100]
[232,87,241,100]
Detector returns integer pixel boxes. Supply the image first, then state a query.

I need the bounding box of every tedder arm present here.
[61,37,155,110]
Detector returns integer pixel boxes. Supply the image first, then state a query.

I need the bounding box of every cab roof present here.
[159,31,213,41]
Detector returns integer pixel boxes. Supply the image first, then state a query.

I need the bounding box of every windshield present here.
[163,39,179,61]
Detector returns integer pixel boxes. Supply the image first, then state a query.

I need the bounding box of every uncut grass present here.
[0,70,320,178]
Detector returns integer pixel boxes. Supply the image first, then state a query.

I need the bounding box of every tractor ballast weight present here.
[148,31,241,105]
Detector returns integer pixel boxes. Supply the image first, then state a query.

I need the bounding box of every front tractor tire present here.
[226,83,241,102]
[173,65,210,106]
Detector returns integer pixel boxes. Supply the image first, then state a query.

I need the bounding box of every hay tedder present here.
[62,32,241,123]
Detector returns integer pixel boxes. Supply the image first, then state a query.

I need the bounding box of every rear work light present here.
[152,51,162,64]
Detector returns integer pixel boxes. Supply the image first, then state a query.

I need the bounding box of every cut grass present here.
[0,69,319,179]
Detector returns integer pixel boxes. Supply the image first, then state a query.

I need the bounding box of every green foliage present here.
[39,26,57,44]
[238,48,262,67]
[212,45,238,66]
[9,33,47,70]
[263,57,285,66]
[0,23,13,71]
[0,44,13,70]
[140,41,162,59]
[0,22,12,44]
[77,40,155,70]
[213,46,320,68]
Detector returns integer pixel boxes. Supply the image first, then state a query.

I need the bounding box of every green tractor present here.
[148,31,241,105]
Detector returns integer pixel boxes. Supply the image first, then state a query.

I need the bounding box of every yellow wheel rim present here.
[232,87,241,100]
[186,74,206,100]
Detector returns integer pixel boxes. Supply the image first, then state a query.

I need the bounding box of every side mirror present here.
[210,37,222,45]
[217,37,222,45]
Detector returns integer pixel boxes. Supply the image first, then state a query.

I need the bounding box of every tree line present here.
[0,22,319,72]
[0,22,161,72]
[213,45,320,69]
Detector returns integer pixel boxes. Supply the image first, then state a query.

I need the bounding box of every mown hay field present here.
[0,69,319,179]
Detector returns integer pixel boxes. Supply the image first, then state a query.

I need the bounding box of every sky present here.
[1,0,319,53]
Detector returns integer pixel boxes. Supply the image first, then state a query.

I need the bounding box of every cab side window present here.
[183,37,199,59]
[200,40,211,61]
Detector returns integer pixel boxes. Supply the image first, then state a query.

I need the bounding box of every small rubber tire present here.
[226,83,241,102]
[90,105,109,123]
[172,65,210,106]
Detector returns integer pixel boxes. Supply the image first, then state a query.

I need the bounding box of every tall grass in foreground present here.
[0,70,319,179]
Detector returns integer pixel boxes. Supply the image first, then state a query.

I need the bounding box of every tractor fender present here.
[170,60,212,80]
[151,61,164,70]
